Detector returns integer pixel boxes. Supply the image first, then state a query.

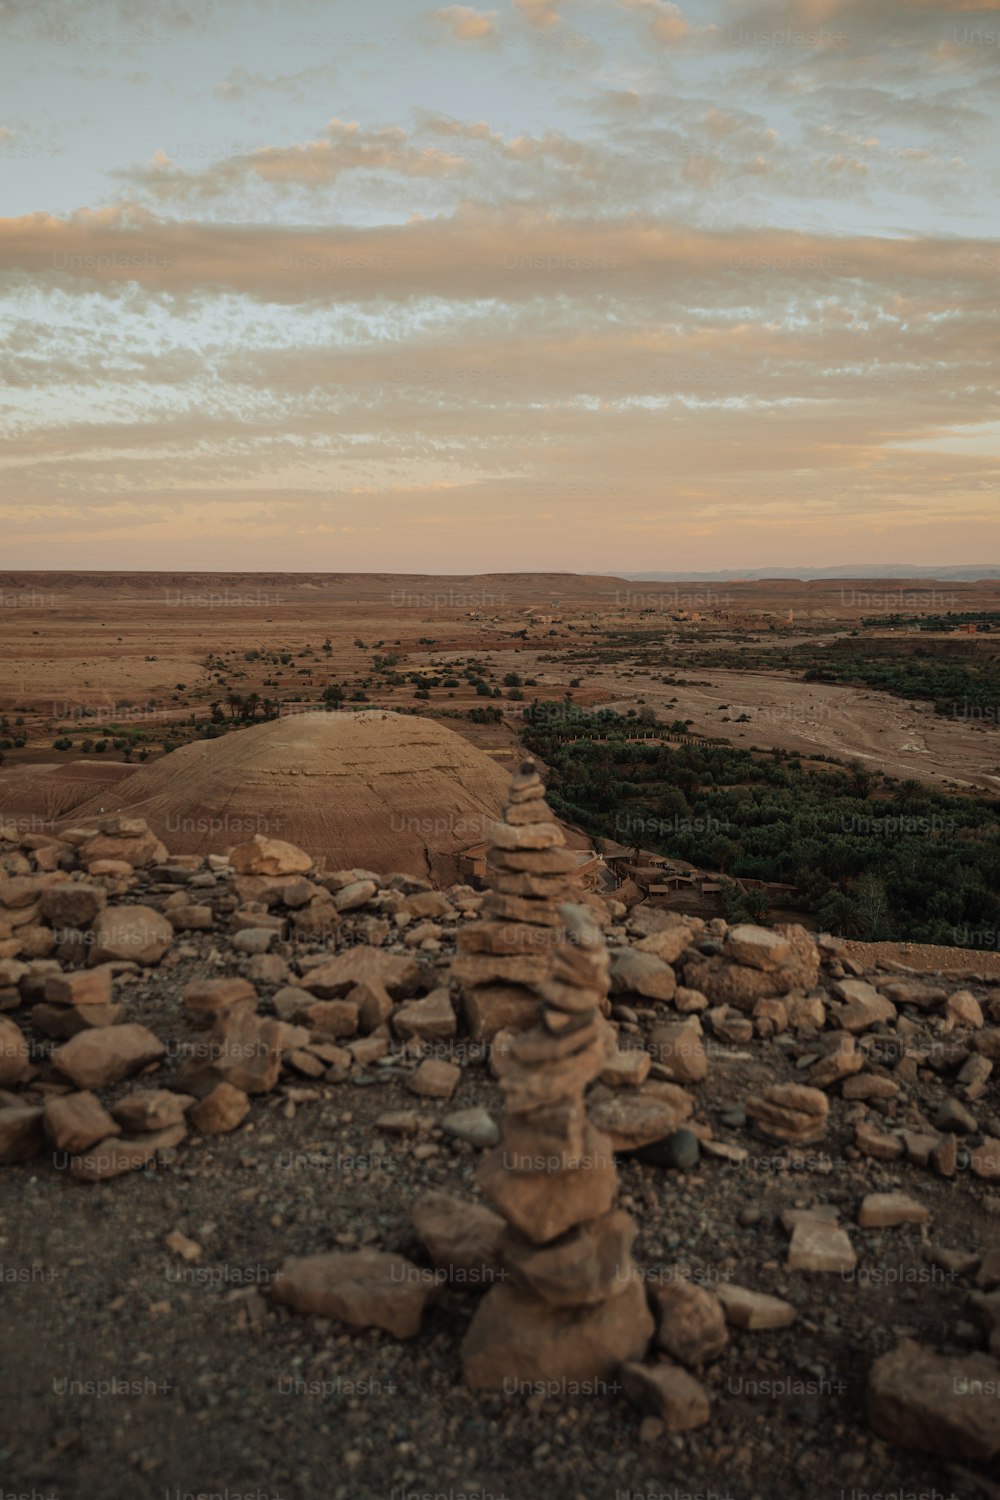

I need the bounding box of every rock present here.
[182,977,256,1025]
[652,1276,728,1367]
[858,1192,930,1229]
[500,1209,637,1307]
[855,1120,904,1160]
[589,1085,692,1153]
[67,1123,186,1181]
[809,1034,863,1088]
[787,1219,856,1274]
[272,1250,433,1338]
[868,1340,1000,1461]
[461,1275,653,1389]
[632,1127,701,1172]
[935,1097,978,1135]
[0,1016,30,1085]
[833,980,897,1033]
[112,1089,193,1133]
[716,1283,796,1330]
[610,948,676,1002]
[620,1361,711,1431]
[179,1008,280,1096]
[406,1058,461,1100]
[725,924,792,970]
[411,1191,505,1282]
[187,1082,250,1134]
[648,1019,706,1084]
[332,879,378,912]
[43,1092,120,1152]
[40,882,106,929]
[43,967,114,1007]
[350,979,395,1033]
[303,1000,360,1039]
[441,1107,500,1148]
[53,1024,166,1089]
[599,1048,651,1089]
[969,1137,1000,1182]
[462,984,539,1041]
[165,1229,202,1262]
[842,1074,899,1101]
[477,1124,617,1243]
[947,990,984,1028]
[394,988,457,1041]
[228,836,312,877]
[746,1083,828,1144]
[302,949,419,999]
[78,824,166,869]
[0,1105,45,1162]
[89,905,173,966]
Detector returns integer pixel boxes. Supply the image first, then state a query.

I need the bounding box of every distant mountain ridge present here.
[609,565,1000,582]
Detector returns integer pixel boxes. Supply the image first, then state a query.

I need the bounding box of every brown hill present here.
[68,710,520,881]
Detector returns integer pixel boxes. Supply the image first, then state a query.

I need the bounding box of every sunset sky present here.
[1,0,998,574]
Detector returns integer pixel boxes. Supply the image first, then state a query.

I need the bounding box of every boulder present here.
[228,836,313,877]
[411,1191,505,1283]
[868,1340,1000,1461]
[89,906,173,966]
[43,1091,120,1152]
[53,1024,166,1089]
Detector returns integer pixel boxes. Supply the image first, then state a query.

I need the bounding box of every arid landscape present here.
[2,569,1000,1500]
[5,0,1000,1494]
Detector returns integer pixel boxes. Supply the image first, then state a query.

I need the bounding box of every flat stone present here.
[43,1091,120,1152]
[303,1000,360,1039]
[476,1124,617,1243]
[746,1083,828,1145]
[43,967,114,1007]
[441,1107,500,1148]
[610,948,677,1002]
[809,1034,864,1088]
[53,1023,166,1089]
[229,836,312,876]
[40,883,106,929]
[302,949,419,999]
[858,1192,931,1229]
[725,924,792,970]
[0,1016,30,1086]
[856,1120,905,1160]
[462,984,538,1042]
[394,988,457,1041]
[868,1340,1000,1461]
[461,1275,653,1390]
[67,1123,186,1181]
[716,1283,796,1330]
[787,1220,856,1274]
[589,1084,693,1153]
[500,1209,637,1307]
[620,1362,711,1432]
[178,1008,280,1096]
[411,1191,505,1283]
[272,1250,433,1338]
[599,1049,651,1089]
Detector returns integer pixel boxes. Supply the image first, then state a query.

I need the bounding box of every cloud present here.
[621,0,718,45]
[213,64,338,103]
[432,5,499,41]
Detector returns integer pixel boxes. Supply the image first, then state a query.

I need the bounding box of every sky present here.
[1,0,999,575]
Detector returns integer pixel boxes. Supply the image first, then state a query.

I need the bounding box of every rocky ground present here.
[1,814,999,1500]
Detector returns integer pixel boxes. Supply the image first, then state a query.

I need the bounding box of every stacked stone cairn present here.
[457,760,654,1388]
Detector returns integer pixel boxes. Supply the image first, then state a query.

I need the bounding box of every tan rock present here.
[40,882,106,929]
[969,1137,1000,1182]
[858,1192,930,1229]
[78,825,166,869]
[0,1015,30,1085]
[868,1340,1000,1461]
[716,1283,796,1329]
[787,1219,856,1274]
[303,1000,360,1039]
[588,1085,691,1153]
[187,1082,251,1134]
[181,976,256,1024]
[648,1019,707,1084]
[272,1250,433,1337]
[500,1209,637,1307]
[53,1023,166,1089]
[229,835,313,877]
[411,1191,505,1283]
[652,1276,728,1367]
[746,1083,828,1144]
[462,984,539,1042]
[43,1091,120,1152]
[406,1058,461,1100]
[302,948,419,999]
[725,924,792,970]
[394,988,457,1041]
[89,905,173,966]
[855,1120,904,1160]
[349,979,395,1033]
[621,1362,711,1431]
[476,1124,618,1243]
[177,1008,280,1096]
[809,1034,864,1089]
[461,1275,654,1389]
[67,1123,186,1181]
[43,966,114,1007]
[946,990,984,1028]
[112,1089,194,1132]
[609,948,677,1002]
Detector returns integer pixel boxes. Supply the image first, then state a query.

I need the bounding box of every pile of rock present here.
[448,763,650,1388]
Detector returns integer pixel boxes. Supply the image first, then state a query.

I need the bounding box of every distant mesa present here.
[67,711,528,883]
